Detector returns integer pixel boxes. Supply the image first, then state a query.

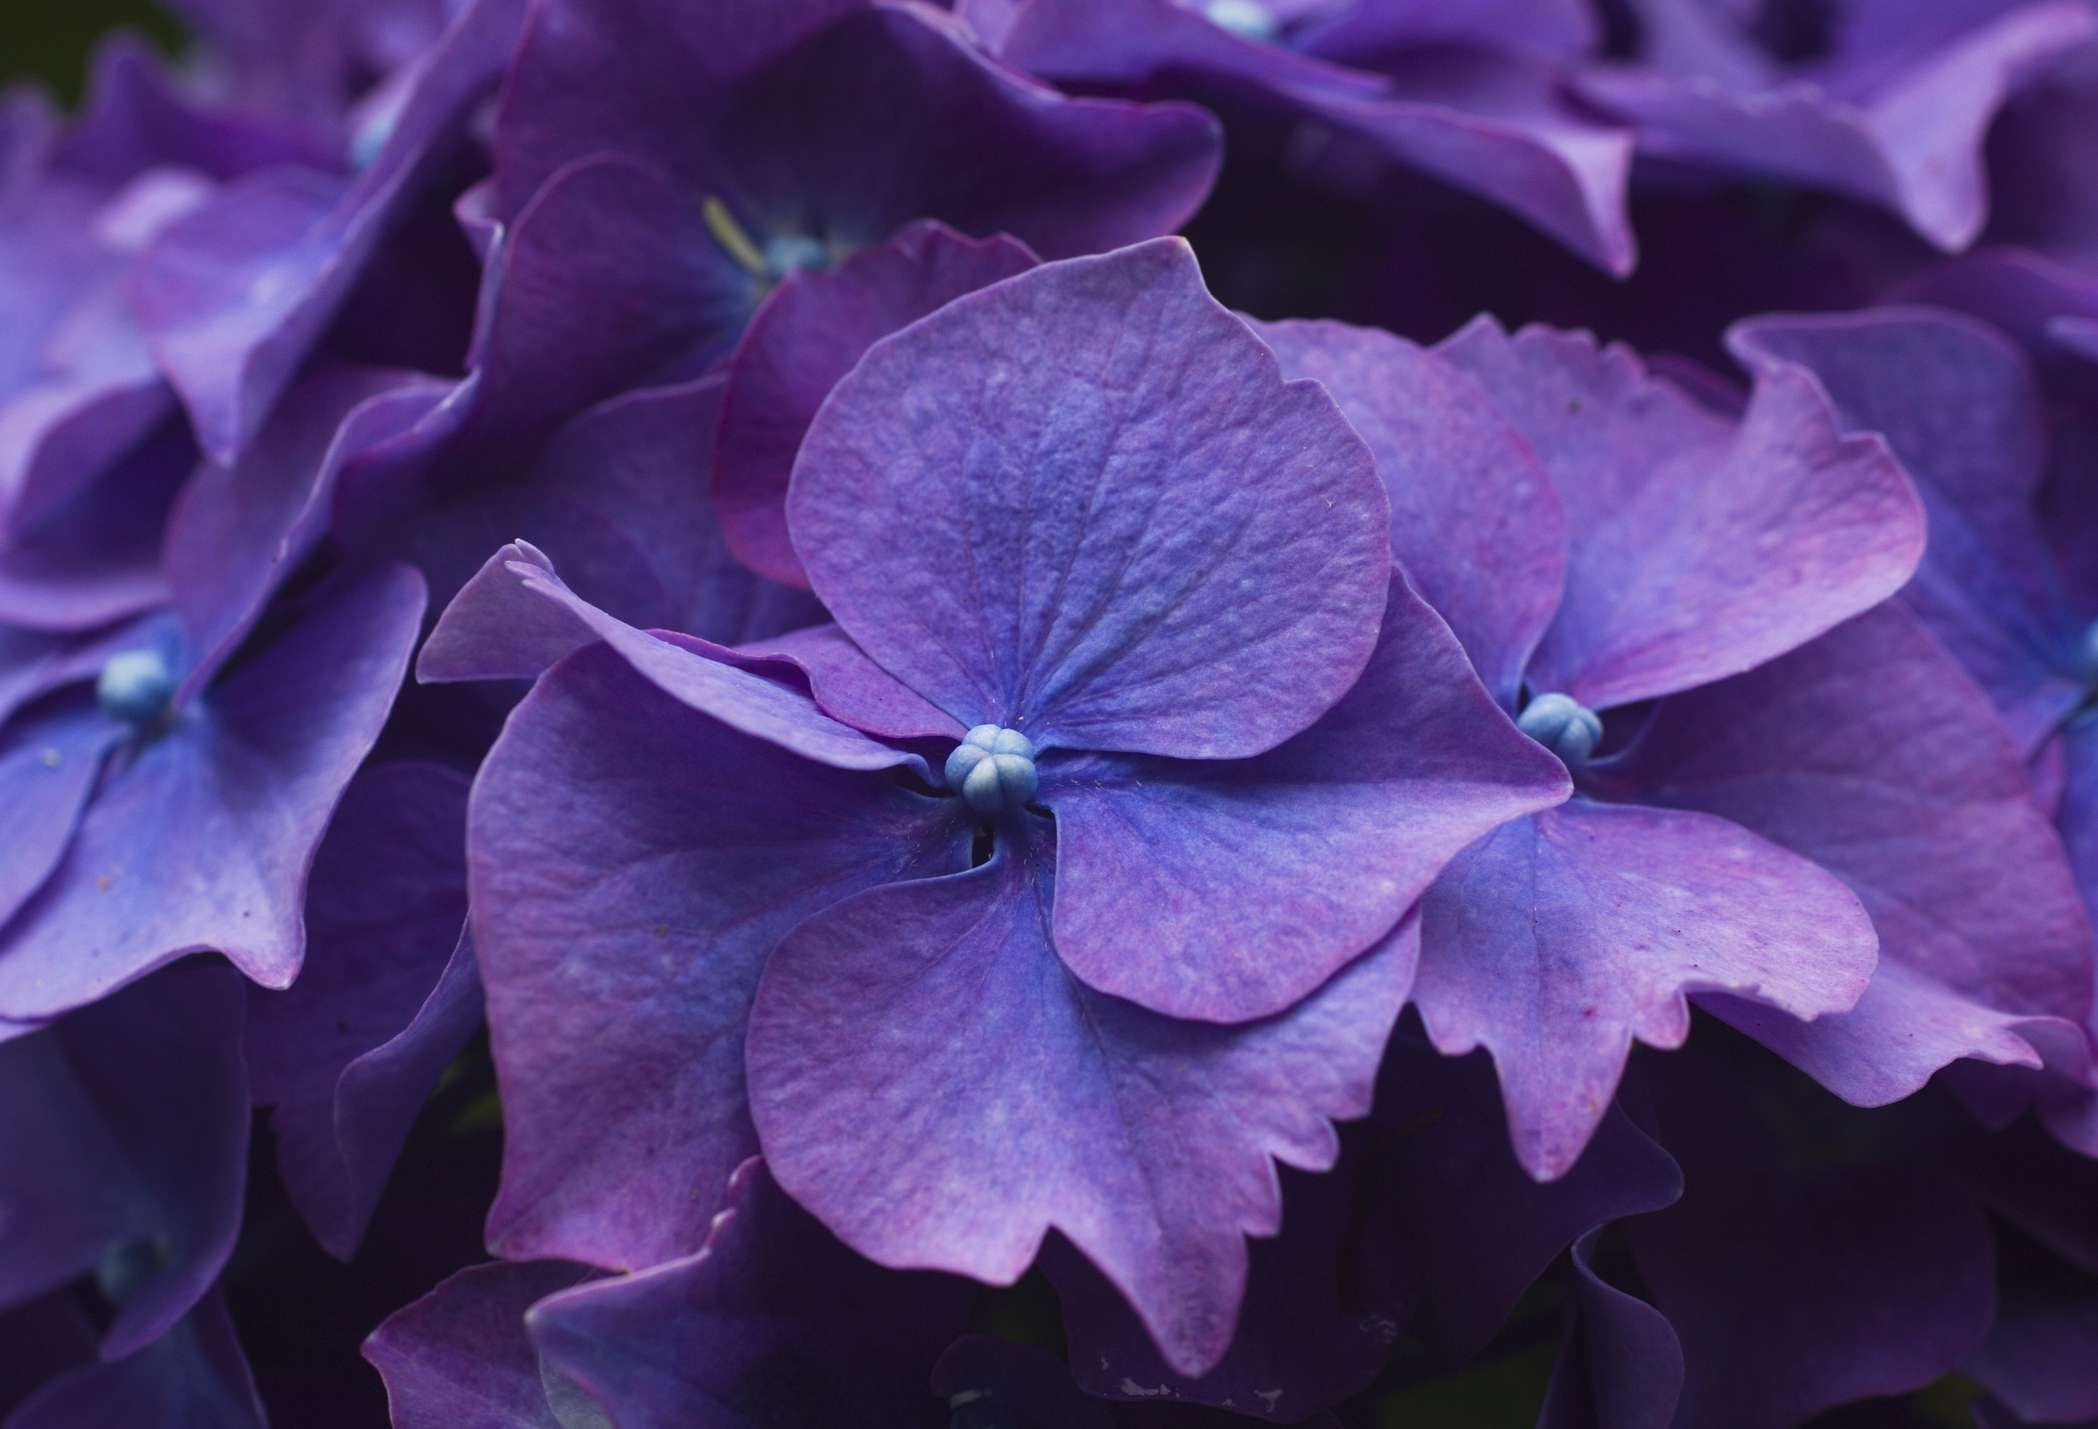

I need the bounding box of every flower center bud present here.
[96,648,175,726]
[761,233,829,281]
[944,724,1039,816]
[95,1236,166,1306]
[1517,691,1602,766]
[1201,0,1279,41]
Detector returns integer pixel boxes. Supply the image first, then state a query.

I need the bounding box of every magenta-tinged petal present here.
[0,963,246,1361]
[7,1296,265,1429]
[716,221,1037,588]
[246,762,477,1259]
[130,0,524,464]
[1254,318,1567,704]
[790,239,1391,757]
[0,564,425,1018]
[1600,602,2096,1105]
[1538,1231,1684,1429]
[1414,798,1877,1180]
[1578,2,2098,251]
[422,541,916,775]
[747,839,1408,1377]
[1046,575,1566,1022]
[527,1158,972,1428]
[1437,318,1925,709]
[469,644,969,1269]
[1730,307,2086,751]
[364,1260,597,1429]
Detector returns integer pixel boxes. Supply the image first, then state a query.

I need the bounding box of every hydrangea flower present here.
[1575,0,2098,251]
[966,0,1637,272]
[470,0,1222,397]
[438,239,1567,1372]
[0,370,427,1022]
[1254,314,1928,1177]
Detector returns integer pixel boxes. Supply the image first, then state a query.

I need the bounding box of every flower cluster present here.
[5,0,2098,1424]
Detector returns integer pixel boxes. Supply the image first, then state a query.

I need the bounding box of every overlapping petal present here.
[789,238,1391,758]
[746,836,1408,1376]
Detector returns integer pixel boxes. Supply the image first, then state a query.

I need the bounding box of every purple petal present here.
[468,644,969,1268]
[166,365,444,697]
[734,623,964,742]
[1969,1228,2098,1423]
[528,1158,972,1427]
[364,1260,597,1429]
[790,239,1391,758]
[0,963,246,1360]
[1599,602,2096,1105]
[1537,1231,1684,1429]
[130,0,524,463]
[1254,317,1567,705]
[497,1,1219,259]
[8,1296,264,1429]
[746,838,1408,1376]
[991,0,1394,98]
[0,563,425,1017]
[715,221,1038,588]
[245,762,477,1259]
[1414,797,1877,1179]
[422,541,915,774]
[1438,318,1925,709]
[1730,307,2086,751]
[1047,574,1567,1021]
[0,702,119,933]
[1313,55,1637,277]
[1577,2,2098,250]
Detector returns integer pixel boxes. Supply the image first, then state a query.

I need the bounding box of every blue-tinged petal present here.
[1538,1231,1683,1429]
[0,963,245,1361]
[0,563,424,1017]
[7,1296,264,1429]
